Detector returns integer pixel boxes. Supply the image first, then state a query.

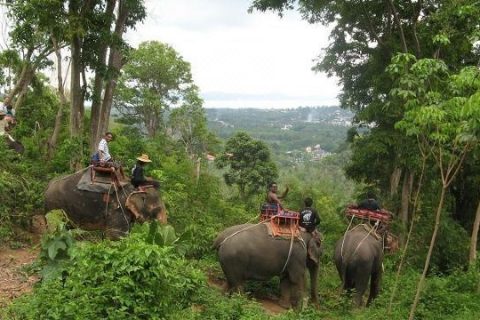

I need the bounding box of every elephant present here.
[213,223,322,308]
[334,224,391,307]
[45,170,167,239]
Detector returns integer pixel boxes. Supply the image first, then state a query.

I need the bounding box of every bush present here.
[4,226,205,319]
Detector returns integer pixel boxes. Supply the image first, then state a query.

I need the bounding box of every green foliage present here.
[5,226,204,319]
[168,86,218,159]
[157,152,253,258]
[216,132,278,199]
[40,223,75,262]
[38,220,75,282]
[115,40,196,137]
[408,211,470,274]
[172,287,270,320]
[0,144,45,241]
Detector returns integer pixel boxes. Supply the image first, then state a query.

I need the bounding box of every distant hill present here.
[206,106,353,159]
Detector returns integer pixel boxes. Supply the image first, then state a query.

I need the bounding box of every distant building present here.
[281,124,293,130]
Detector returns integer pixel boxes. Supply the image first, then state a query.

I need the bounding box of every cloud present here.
[126,0,340,108]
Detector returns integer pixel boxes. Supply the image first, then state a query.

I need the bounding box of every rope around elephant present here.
[217,218,306,275]
[340,217,381,261]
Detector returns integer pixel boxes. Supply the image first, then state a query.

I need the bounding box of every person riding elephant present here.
[213,223,322,309]
[334,223,391,307]
[45,170,167,239]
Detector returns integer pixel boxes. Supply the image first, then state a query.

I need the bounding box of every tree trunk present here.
[399,170,410,244]
[390,167,402,196]
[4,49,34,106]
[195,157,201,184]
[70,33,83,137]
[89,0,116,153]
[388,159,426,315]
[408,186,446,320]
[99,0,129,136]
[47,36,68,159]
[469,200,480,264]
[12,67,35,110]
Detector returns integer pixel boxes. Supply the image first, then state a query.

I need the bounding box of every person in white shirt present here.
[0,110,6,136]
[97,132,113,162]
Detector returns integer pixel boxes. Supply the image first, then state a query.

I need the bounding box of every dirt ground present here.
[207,272,288,316]
[0,217,45,308]
[0,244,40,308]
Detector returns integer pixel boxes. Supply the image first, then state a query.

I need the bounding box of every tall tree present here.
[215,132,278,200]
[115,41,194,138]
[5,0,66,108]
[392,54,479,319]
[168,86,217,160]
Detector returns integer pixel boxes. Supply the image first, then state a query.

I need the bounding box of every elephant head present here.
[125,186,167,224]
[384,232,399,253]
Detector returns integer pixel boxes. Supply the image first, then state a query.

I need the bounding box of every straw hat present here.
[136,153,152,163]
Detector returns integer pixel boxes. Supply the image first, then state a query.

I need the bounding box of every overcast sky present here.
[125,0,340,109]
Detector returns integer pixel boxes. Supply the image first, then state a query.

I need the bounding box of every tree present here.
[5,0,65,108]
[215,132,278,200]
[168,86,217,160]
[115,41,195,138]
[4,0,146,165]
[391,54,479,319]
[65,0,146,150]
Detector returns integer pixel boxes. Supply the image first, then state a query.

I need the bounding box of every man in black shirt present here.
[358,191,381,211]
[299,197,320,233]
[131,154,160,189]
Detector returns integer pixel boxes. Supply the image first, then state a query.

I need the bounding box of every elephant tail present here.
[212,234,224,251]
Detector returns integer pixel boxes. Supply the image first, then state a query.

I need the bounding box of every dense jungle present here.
[1,1,480,319]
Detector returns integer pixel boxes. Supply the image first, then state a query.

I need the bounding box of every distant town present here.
[206,106,353,164]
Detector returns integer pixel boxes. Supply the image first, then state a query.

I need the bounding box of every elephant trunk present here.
[307,259,319,303]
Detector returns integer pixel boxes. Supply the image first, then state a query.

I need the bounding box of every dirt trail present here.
[0,245,40,307]
[207,273,288,316]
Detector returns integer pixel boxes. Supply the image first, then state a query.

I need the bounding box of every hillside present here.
[206,107,353,160]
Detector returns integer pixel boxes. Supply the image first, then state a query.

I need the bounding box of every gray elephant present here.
[213,223,322,308]
[334,224,390,307]
[45,170,167,239]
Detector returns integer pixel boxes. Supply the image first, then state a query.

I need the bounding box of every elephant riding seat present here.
[213,223,322,309]
[44,169,167,239]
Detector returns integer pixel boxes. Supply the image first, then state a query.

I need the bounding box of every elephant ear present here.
[125,191,146,221]
[307,237,322,264]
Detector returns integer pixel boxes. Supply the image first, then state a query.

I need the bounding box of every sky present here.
[125,0,340,109]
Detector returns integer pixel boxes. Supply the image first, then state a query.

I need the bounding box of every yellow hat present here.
[136,154,152,163]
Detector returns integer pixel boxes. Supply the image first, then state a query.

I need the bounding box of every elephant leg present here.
[225,281,244,294]
[219,258,244,295]
[278,276,292,309]
[353,274,369,307]
[367,271,381,306]
[289,278,305,309]
[105,211,130,240]
[288,267,306,309]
